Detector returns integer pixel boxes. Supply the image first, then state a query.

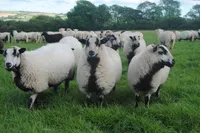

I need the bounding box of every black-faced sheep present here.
[76,36,122,105]
[0,43,75,109]
[128,44,175,107]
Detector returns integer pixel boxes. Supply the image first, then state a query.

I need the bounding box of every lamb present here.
[0,43,75,109]
[123,36,146,65]
[59,36,82,65]
[11,30,28,43]
[156,29,176,50]
[0,32,11,43]
[128,44,175,107]
[76,36,122,105]
[42,32,63,43]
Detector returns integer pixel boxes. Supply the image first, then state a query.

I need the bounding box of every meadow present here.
[0,31,200,133]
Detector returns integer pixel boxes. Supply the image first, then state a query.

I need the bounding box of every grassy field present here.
[0,31,200,133]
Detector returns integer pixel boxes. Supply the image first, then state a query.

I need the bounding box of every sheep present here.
[27,32,38,43]
[0,43,75,109]
[128,44,175,107]
[0,39,4,50]
[191,30,199,40]
[103,33,121,51]
[59,36,82,65]
[59,28,65,32]
[174,31,181,41]
[180,31,193,41]
[76,36,122,105]
[123,35,146,65]
[41,32,63,43]
[156,29,176,50]
[11,30,28,43]
[0,32,11,43]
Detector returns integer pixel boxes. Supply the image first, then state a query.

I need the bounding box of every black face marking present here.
[95,38,99,46]
[79,39,87,44]
[3,50,7,57]
[13,48,17,56]
[86,57,104,102]
[158,46,168,55]
[134,61,165,92]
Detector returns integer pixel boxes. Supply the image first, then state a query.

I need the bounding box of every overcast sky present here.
[0,0,200,16]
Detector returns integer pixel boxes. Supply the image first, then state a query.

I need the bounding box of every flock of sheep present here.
[0,28,198,109]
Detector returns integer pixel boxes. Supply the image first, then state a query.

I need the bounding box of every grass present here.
[0,31,200,133]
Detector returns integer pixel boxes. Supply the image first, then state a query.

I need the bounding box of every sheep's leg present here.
[53,85,59,93]
[98,95,104,107]
[28,93,38,109]
[135,93,140,108]
[65,79,69,92]
[112,85,116,92]
[155,86,161,97]
[144,94,151,108]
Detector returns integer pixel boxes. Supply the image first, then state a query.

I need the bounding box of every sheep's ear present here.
[130,36,136,41]
[0,49,4,54]
[153,45,158,52]
[100,37,109,44]
[19,48,26,54]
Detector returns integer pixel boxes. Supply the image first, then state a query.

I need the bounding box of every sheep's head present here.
[129,36,140,50]
[0,46,26,71]
[41,32,47,36]
[150,44,175,68]
[104,34,120,50]
[85,36,109,58]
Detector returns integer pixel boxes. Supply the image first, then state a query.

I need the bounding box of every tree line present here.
[0,0,200,32]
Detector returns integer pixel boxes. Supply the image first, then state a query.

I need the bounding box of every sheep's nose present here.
[6,62,12,69]
[88,51,95,57]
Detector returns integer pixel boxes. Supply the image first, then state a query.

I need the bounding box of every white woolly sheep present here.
[174,31,181,41]
[76,36,122,105]
[59,36,82,65]
[156,29,176,50]
[180,31,193,41]
[191,30,199,40]
[0,43,75,109]
[103,33,121,51]
[0,32,11,43]
[123,35,146,65]
[12,30,28,43]
[128,44,175,107]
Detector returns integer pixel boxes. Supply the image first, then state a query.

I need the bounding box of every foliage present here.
[0,0,200,31]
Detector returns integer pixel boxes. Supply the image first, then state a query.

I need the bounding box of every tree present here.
[160,0,181,18]
[185,4,200,19]
[137,1,163,20]
[67,0,97,30]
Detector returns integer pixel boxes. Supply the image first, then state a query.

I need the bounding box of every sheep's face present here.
[0,47,26,71]
[106,34,120,50]
[130,36,140,50]
[152,45,175,67]
[85,36,109,58]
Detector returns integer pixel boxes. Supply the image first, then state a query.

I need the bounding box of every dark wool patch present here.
[134,61,165,92]
[86,57,104,101]
[13,67,32,92]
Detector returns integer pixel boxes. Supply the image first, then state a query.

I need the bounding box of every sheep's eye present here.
[158,51,164,55]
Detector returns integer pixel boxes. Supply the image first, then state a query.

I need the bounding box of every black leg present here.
[135,94,140,108]
[98,95,104,107]
[112,86,116,92]
[65,79,69,93]
[53,85,58,93]
[155,86,161,97]
[145,95,150,108]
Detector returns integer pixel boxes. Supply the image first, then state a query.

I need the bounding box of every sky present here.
[0,0,200,16]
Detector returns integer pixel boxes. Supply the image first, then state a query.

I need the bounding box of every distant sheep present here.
[0,32,11,43]
[42,32,63,43]
[128,44,175,107]
[0,43,75,109]
[123,35,146,65]
[11,30,28,43]
[156,29,176,49]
